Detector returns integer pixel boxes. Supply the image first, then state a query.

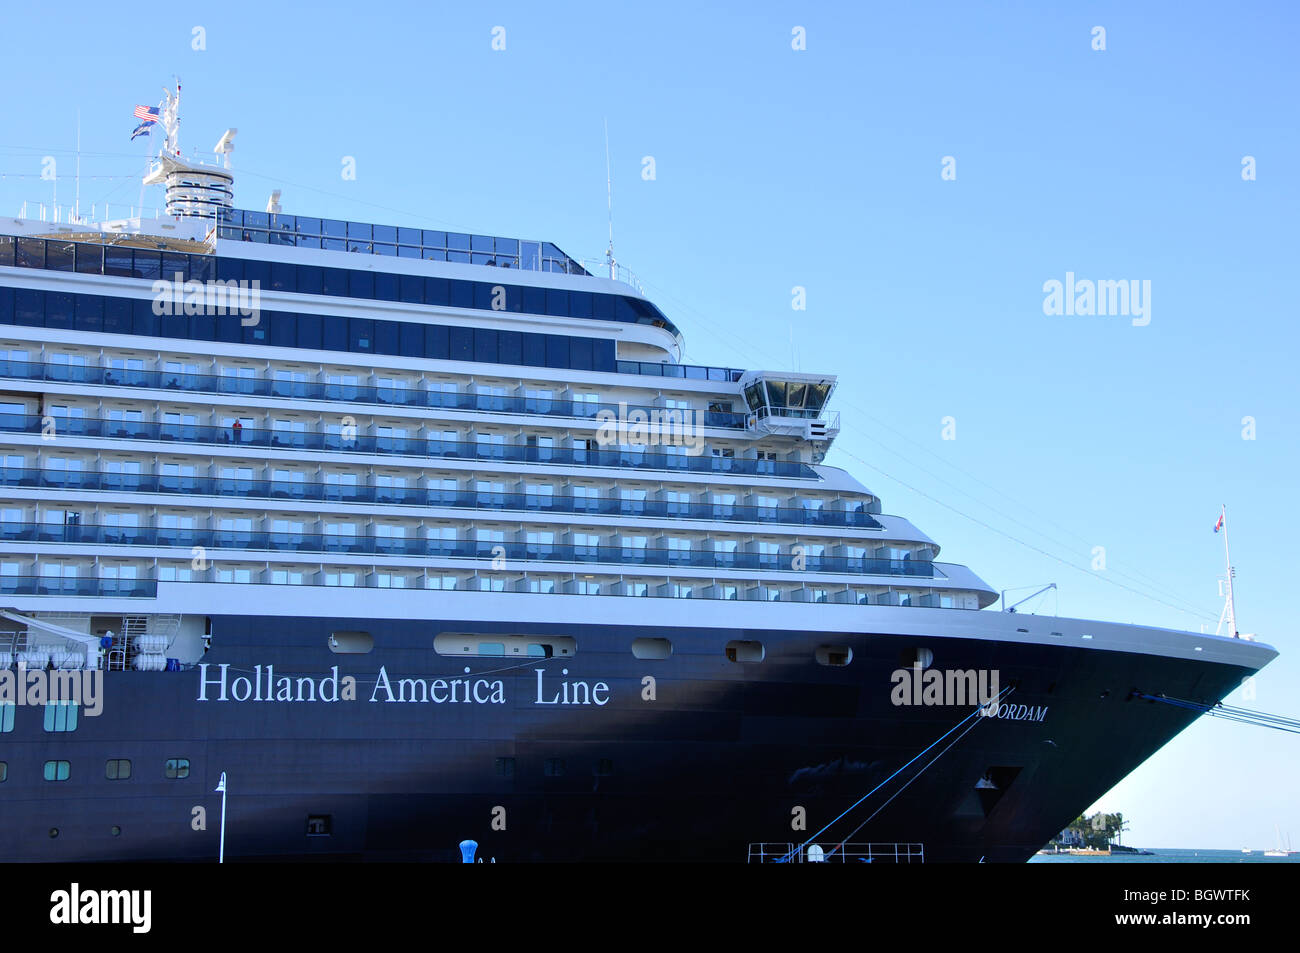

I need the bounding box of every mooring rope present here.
[780,683,1016,862]
[1132,691,1300,735]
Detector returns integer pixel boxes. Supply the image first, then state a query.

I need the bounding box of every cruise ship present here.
[0,99,1278,862]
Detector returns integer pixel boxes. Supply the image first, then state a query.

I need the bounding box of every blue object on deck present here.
[460,839,478,863]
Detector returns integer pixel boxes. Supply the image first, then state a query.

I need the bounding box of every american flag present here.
[133,104,160,123]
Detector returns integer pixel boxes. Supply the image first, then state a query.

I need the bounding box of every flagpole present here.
[1221,504,1237,638]
[215,772,227,863]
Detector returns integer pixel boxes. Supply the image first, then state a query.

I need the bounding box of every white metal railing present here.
[580,258,644,295]
[748,842,925,863]
[14,201,166,226]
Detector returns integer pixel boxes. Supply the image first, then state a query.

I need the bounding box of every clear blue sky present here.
[2,0,1295,850]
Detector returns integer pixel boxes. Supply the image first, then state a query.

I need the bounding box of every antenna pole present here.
[603,118,615,280]
[75,109,81,223]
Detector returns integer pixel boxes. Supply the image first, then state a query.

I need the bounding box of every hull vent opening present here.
[816,645,853,667]
[725,640,764,663]
[974,766,1023,817]
[329,631,374,654]
[898,646,933,669]
[631,638,672,660]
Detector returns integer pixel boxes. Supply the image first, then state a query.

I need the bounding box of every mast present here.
[75,109,80,223]
[603,118,615,280]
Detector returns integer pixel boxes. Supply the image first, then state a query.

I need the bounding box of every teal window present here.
[43,701,78,732]
[0,702,13,732]
[43,760,70,781]
[164,758,190,779]
[106,759,131,780]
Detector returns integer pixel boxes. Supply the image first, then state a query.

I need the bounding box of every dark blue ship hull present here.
[0,614,1257,863]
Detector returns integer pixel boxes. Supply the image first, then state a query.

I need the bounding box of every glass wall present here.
[0,234,684,343]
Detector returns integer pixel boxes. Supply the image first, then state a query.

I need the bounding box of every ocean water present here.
[1030,848,1300,863]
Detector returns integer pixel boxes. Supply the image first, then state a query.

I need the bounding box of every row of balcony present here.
[0,571,967,607]
[0,359,751,428]
[0,413,817,478]
[0,466,881,529]
[0,521,931,577]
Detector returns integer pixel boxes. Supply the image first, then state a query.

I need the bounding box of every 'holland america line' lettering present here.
[196,663,615,706]
[369,665,505,704]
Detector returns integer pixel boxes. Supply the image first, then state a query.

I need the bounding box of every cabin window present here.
[164,758,190,779]
[725,640,764,663]
[594,758,614,777]
[0,761,6,782]
[495,757,515,779]
[105,759,132,780]
[631,638,672,660]
[816,645,853,667]
[43,760,71,781]
[306,815,332,836]
[328,630,374,654]
[0,703,13,732]
[544,758,565,777]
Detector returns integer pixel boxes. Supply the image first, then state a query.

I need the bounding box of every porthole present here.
[816,645,853,667]
[725,640,764,663]
[49,828,59,838]
[111,826,121,836]
[631,638,672,660]
[898,647,933,669]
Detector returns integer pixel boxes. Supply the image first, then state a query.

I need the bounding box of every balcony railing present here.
[0,574,156,597]
[0,359,750,428]
[0,413,819,478]
[0,466,880,530]
[2,520,929,577]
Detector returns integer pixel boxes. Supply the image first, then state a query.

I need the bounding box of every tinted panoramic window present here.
[0,233,682,343]
[0,287,619,373]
